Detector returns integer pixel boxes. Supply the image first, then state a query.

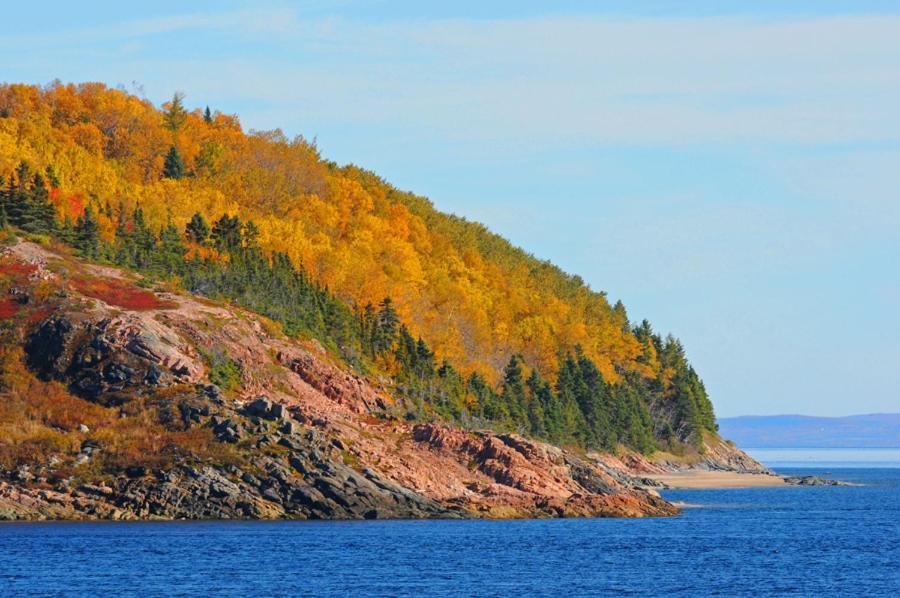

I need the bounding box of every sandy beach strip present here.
[646,471,786,489]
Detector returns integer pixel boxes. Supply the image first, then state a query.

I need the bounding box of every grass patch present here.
[341,449,361,470]
[198,347,243,392]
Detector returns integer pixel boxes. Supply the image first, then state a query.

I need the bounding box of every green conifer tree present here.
[6,161,31,227]
[26,173,58,234]
[211,214,242,251]
[164,92,188,132]
[186,212,210,244]
[45,165,60,188]
[156,221,187,275]
[0,175,6,219]
[74,206,101,259]
[242,220,260,251]
[501,355,528,428]
[372,297,399,355]
[163,145,185,180]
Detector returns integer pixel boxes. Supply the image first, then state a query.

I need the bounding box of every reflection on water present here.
[746,447,900,468]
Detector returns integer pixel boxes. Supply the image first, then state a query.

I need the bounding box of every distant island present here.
[718,414,900,448]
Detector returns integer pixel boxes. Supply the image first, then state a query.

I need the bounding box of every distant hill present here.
[718,414,900,448]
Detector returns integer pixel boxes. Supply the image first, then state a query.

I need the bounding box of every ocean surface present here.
[745,447,900,468]
[2,458,898,596]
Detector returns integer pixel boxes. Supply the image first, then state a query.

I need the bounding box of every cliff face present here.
[1,239,682,520]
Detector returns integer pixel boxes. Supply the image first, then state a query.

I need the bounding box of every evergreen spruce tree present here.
[74,206,101,259]
[415,338,435,378]
[501,355,528,427]
[155,222,187,275]
[59,214,75,244]
[7,161,31,227]
[242,220,260,252]
[526,369,557,438]
[185,212,210,244]
[163,145,185,179]
[372,297,399,354]
[164,92,188,132]
[469,372,508,423]
[211,214,242,251]
[125,206,156,268]
[27,172,58,234]
[203,106,213,124]
[114,202,130,263]
[44,165,60,188]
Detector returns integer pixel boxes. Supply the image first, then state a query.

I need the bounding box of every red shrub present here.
[71,277,171,310]
[0,298,21,319]
[0,260,37,282]
[26,305,54,323]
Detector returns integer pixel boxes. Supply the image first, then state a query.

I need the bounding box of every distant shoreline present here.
[647,471,785,489]
[647,468,862,490]
[718,414,900,449]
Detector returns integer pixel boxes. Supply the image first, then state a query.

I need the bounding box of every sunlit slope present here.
[0,82,649,382]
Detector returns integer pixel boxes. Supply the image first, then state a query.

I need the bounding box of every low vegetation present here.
[0,271,237,476]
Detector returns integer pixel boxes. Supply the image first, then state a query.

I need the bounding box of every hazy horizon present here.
[4,0,899,417]
[723,412,900,419]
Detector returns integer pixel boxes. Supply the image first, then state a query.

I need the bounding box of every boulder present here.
[245,397,273,418]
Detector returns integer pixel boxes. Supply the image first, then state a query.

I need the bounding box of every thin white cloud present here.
[7,11,899,147]
[0,7,303,48]
[89,12,900,146]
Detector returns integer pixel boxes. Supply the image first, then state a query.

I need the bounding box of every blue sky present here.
[3,1,899,416]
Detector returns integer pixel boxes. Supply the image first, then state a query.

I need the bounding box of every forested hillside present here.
[0,81,717,453]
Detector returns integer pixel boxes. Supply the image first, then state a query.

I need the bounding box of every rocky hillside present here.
[1,238,693,520]
[0,82,720,457]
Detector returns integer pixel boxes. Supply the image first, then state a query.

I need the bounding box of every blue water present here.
[1,468,898,596]
[746,447,900,468]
